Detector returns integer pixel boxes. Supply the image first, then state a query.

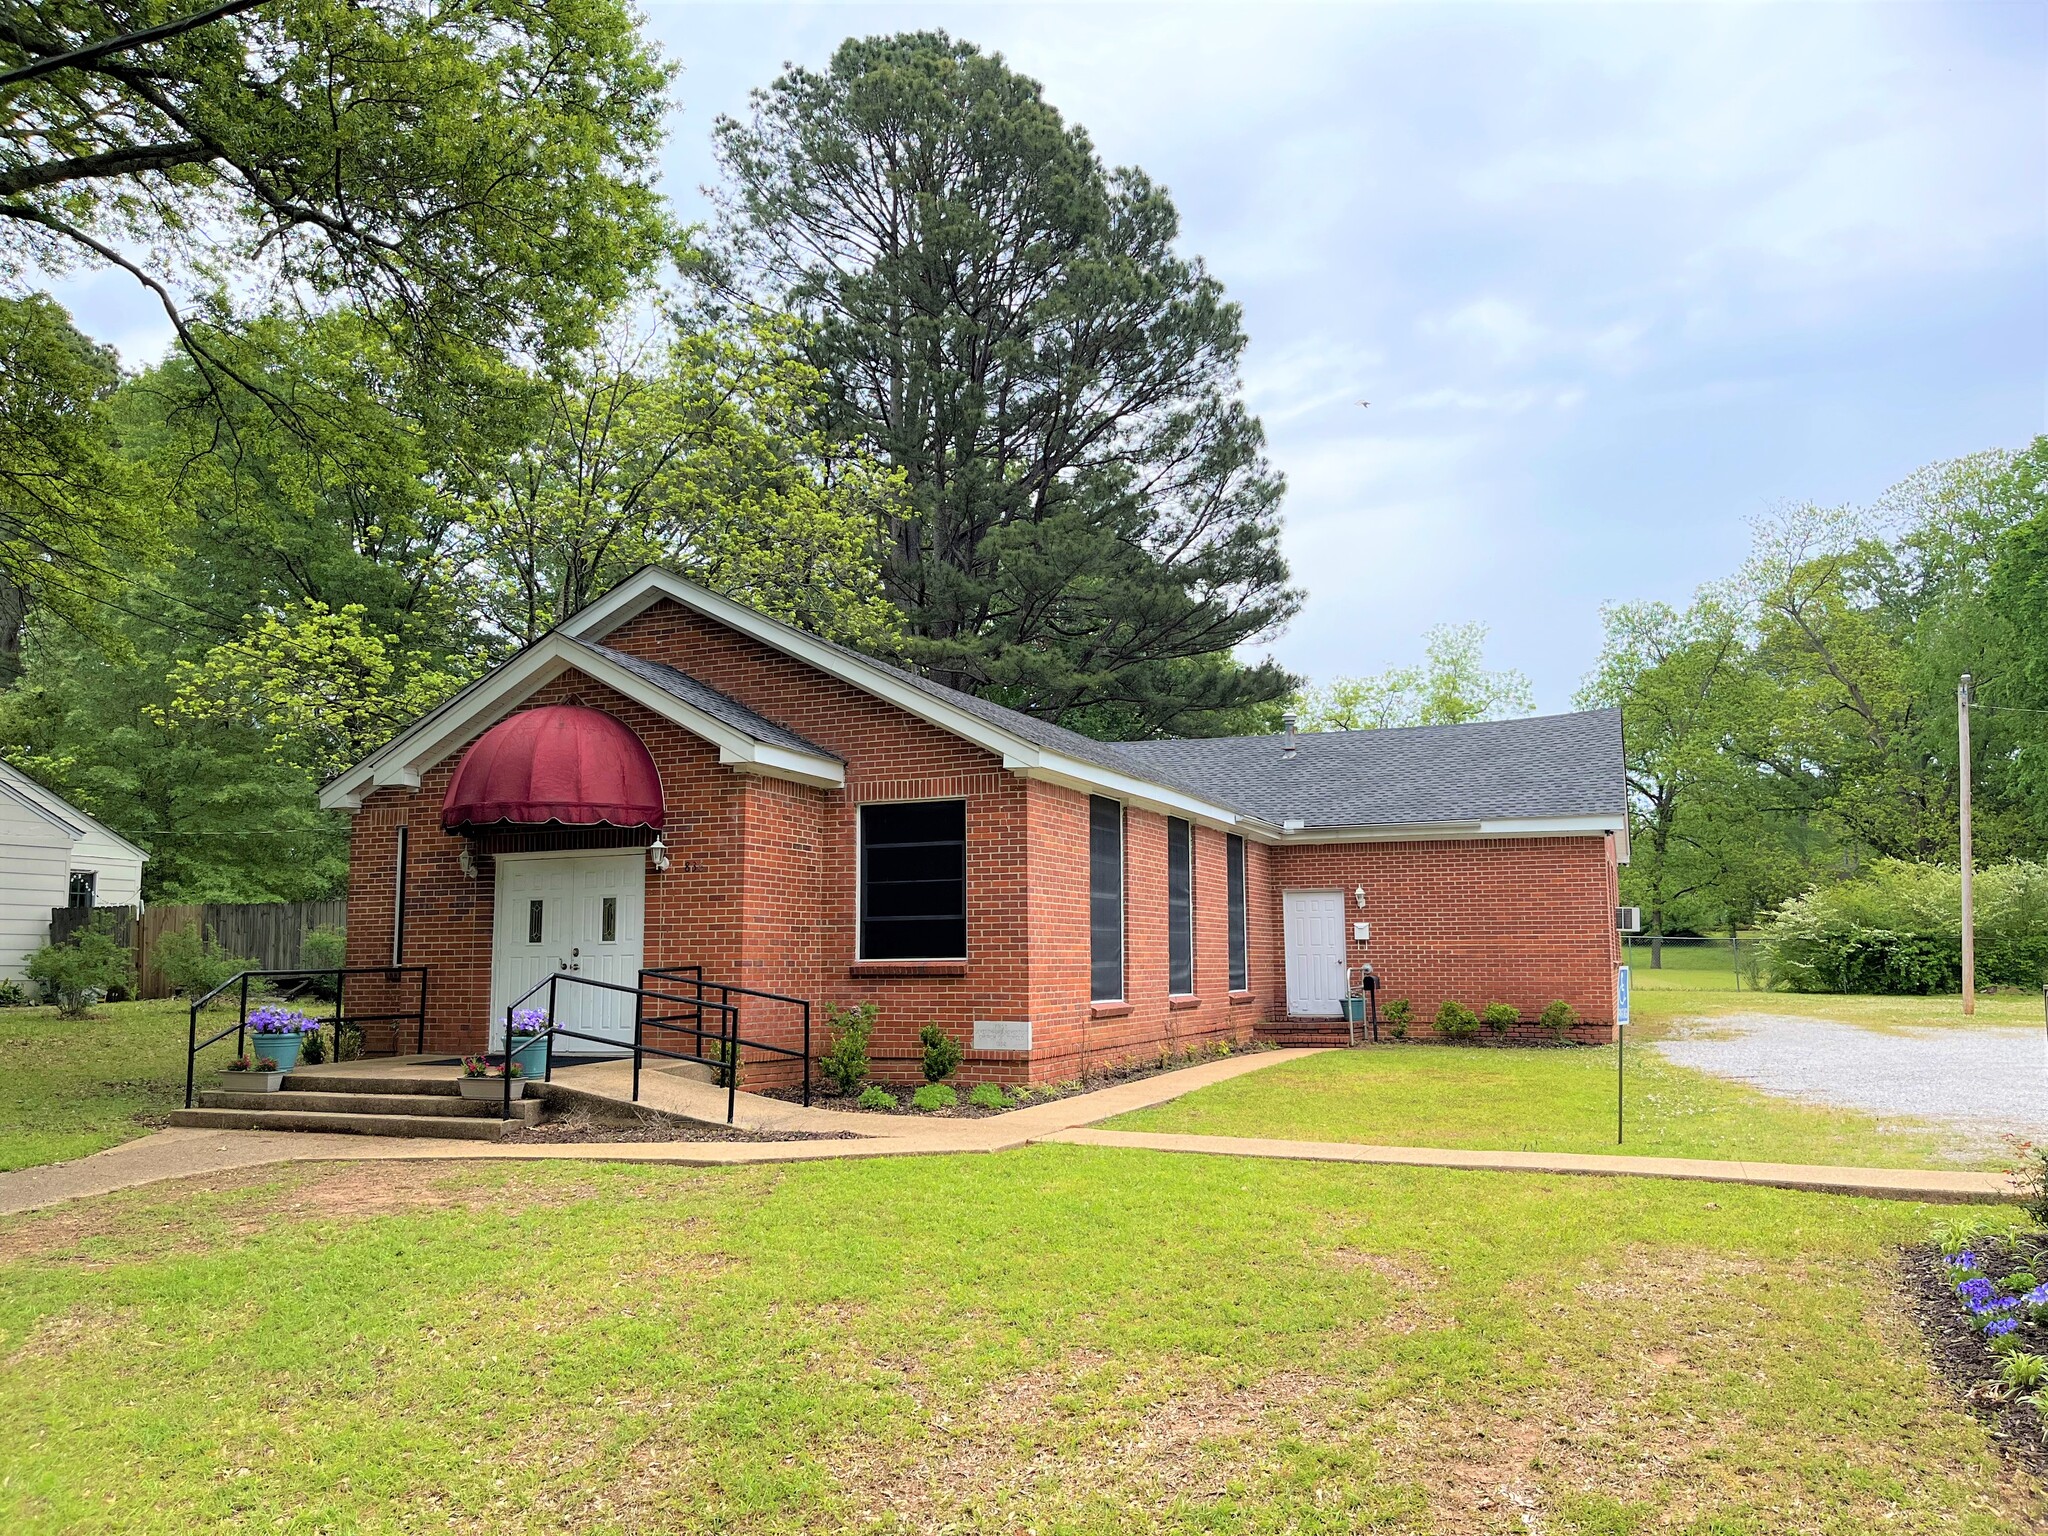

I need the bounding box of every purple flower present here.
[247,1006,320,1035]
[1987,1318,2021,1338]
[1945,1252,1982,1271]
[1958,1277,1997,1306]
[508,1008,549,1036]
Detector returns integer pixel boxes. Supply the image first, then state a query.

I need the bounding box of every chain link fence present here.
[1621,933,1765,991]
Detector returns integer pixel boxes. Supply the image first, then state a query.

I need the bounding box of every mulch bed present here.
[757,1040,1277,1119]
[1900,1234,2048,1480]
[503,1110,859,1145]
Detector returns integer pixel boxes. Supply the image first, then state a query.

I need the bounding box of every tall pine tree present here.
[713,31,1297,737]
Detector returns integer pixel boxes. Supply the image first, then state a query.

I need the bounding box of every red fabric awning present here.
[441,705,664,832]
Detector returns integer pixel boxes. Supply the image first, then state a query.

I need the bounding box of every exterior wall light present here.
[459,846,478,881]
[648,835,671,872]
[1354,885,1367,909]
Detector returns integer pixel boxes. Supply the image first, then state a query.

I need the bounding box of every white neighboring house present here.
[0,761,147,980]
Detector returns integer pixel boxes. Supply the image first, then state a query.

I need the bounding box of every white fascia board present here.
[318,634,844,811]
[0,775,82,839]
[566,569,1248,823]
[1270,813,1625,846]
[1004,753,1243,827]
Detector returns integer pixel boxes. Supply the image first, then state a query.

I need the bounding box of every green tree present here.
[712,31,1297,736]
[0,293,157,683]
[448,312,902,648]
[1296,623,1533,731]
[2,0,674,373]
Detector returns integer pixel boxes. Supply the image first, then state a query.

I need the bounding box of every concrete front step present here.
[201,1089,543,1123]
[167,1107,523,1140]
[278,1072,464,1096]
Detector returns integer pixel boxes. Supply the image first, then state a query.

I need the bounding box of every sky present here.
[46,1,2048,710]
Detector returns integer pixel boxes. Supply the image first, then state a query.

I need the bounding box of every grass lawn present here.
[0,998,241,1171]
[0,1150,2039,1533]
[1111,1001,2018,1169]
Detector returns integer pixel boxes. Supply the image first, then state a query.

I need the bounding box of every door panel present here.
[490,853,645,1055]
[1283,889,1347,1018]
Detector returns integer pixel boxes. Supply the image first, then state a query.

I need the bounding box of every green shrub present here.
[1539,999,1578,1041]
[153,925,251,999]
[1481,1002,1517,1035]
[1383,997,1412,1040]
[855,1084,897,1111]
[26,918,134,1017]
[967,1082,1011,1110]
[910,1082,956,1112]
[919,1023,963,1083]
[0,977,28,1007]
[1434,999,1480,1042]
[299,926,348,1000]
[819,1003,877,1095]
[1758,858,2048,993]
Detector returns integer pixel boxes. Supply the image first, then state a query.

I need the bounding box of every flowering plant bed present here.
[1902,1225,2048,1477]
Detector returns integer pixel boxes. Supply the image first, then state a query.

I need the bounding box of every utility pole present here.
[1960,674,1975,1016]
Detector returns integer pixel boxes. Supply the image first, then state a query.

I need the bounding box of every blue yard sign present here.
[1616,965,1630,1027]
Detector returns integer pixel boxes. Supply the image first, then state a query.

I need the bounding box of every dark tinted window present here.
[1227,834,1248,991]
[860,800,967,959]
[1167,817,1194,994]
[1089,796,1124,1001]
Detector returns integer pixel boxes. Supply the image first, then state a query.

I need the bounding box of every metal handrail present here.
[497,968,810,1124]
[185,965,430,1108]
[638,966,811,1110]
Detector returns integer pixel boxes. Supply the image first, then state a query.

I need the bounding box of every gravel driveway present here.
[1655,1013,2048,1149]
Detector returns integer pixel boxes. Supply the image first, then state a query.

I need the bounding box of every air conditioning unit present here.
[1615,906,1642,933]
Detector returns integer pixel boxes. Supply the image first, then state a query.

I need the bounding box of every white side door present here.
[490,852,645,1056]
[1283,889,1348,1018]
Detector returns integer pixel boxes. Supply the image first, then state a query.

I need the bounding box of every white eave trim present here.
[559,568,1254,826]
[319,632,845,809]
[0,762,150,859]
[1256,812,1627,845]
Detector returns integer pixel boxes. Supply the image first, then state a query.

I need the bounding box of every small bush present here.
[26,918,134,1017]
[1383,997,1412,1040]
[1434,999,1480,1042]
[910,1083,956,1112]
[299,926,347,1000]
[919,1023,963,1083]
[819,1003,877,1095]
[300,1027,328,1066]
[2011,1140,2048,1227]
[154,926,251,999]
[1481,1002,1517,1036]
[1539,999,1578,1041]
[855,1084,897,1111]
[0,978,28,1007]
[967,1082,1011,1110]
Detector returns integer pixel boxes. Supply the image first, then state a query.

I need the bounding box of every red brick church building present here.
[322,568,1626,1085]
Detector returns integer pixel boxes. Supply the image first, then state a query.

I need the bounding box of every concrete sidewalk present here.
[1045,1128,2020,1203]
[0,1047,1319,1215]
[0,1044,2024,1216]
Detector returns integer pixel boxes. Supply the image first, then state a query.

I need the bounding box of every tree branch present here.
[0,0,271,91]
[0,139,210,198]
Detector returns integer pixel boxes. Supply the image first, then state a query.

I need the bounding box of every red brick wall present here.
[1259,835,1620,1042]
[344,593,1620,1080]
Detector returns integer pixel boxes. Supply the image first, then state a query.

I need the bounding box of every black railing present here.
[496,969,811,1124]
[185,966,430,1108]
[637,966,811,1112]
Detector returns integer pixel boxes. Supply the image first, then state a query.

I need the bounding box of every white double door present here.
[1283,889,1348,1018]
[490,852,646,1056]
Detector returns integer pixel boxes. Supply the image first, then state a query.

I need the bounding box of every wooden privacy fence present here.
[48,901,347,1000]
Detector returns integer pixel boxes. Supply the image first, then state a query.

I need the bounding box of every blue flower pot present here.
[254,1032,304,1072]
[509,1034,548,1081]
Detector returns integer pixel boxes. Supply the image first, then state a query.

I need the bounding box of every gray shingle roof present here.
[573,639,841,762]
[1109,709,1626,829]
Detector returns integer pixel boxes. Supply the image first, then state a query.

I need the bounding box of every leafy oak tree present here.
[712,31,1297,736]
